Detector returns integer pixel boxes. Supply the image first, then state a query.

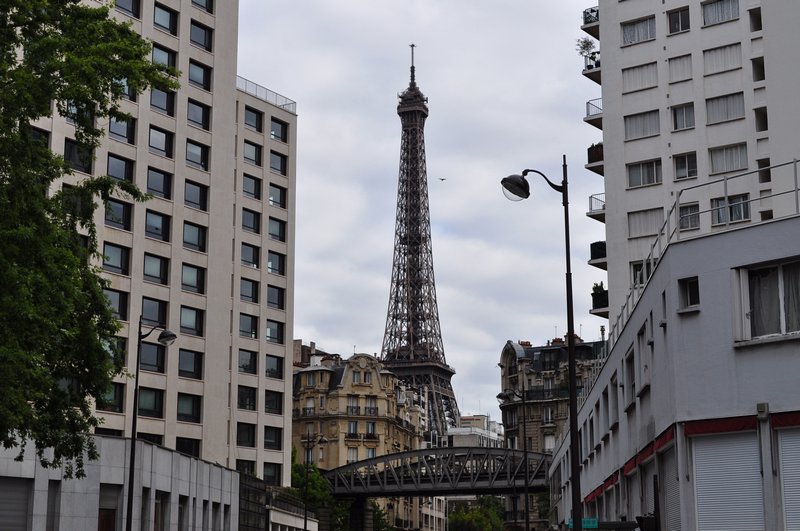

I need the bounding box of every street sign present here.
[568,517,599,529]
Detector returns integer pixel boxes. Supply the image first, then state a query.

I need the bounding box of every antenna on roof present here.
[409,43,416,86]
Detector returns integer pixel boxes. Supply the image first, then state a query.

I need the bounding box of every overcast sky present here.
[237,1,605,422]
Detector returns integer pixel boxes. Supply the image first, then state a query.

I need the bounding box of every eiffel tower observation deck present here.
[381,47,460,438]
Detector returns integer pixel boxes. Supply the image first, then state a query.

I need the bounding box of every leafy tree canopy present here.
[448,496,505,531]
[0,0,175,477]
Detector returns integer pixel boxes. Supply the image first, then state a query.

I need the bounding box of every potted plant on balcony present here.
[576,37,598,67]
[592,281,608,309]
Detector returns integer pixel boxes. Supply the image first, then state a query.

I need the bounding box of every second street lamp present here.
[500,155,583,531]
[301,433,329,531]
[498,378,531,531]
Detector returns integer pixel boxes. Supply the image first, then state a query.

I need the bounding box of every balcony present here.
[582,53,601,84]
[581,6,599,38]
[345,432,361,440]
[363,433,379,441]
[586,141,604,176]
[590,287,609,318]
[301,407,315,417]
[584,98,603,130]
[587,193,606,223]
[346,406,361,415]
[364,406,379,416]
[588,241,607,270]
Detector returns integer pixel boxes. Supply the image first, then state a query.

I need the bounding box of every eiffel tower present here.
[381,46,460,438]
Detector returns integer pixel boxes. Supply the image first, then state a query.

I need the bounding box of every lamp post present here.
[125,316,176,531]
[497,378,530,531]
[500,155,583,531]
[301,433,328,531]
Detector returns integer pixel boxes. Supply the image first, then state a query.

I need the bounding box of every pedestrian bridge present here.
[325,446,550,497]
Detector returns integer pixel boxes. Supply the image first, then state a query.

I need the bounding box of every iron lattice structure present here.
[381,55,460,436]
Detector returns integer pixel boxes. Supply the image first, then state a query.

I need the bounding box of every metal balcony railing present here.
[301,407,315,416]
[346,406,361,415]
[590,241,607,260]
[589,193,606,212]
[236,76,297,113]
[583,6,599,25]
[584,53,601,71]
[586,98,602,118]
[364,407,379,415]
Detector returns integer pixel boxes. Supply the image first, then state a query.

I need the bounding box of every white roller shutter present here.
[780,429,800,530]
[0,477,32,530]
[643,460,656,514]
[694,432,765,531]
[627,472,641,517]
[661,447,681,531]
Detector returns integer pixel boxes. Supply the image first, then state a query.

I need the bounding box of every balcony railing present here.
[587,142,604,164]
[345,432,361,440]
[364,406,379,416]
[590,241,607,261]
[346,406,361,415]
[301,407,315,416]
[586,98,602,118]
[584,53,601,71]
[364,433,379,441]
[589,193,606,212]
[583,6,599,25]
[236,75,297,113]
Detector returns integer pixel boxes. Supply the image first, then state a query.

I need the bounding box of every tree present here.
[448,496,505,531]
[0,0,175,477]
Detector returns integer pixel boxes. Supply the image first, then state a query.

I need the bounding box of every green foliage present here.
[370,500,392,531]
[291,462,331,511]
[0,0,176,477]
[448,496,505,531]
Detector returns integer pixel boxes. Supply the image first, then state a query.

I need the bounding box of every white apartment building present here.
[549,1,800,529]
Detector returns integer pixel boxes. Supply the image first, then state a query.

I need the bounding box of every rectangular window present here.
[706,92,745,124]
[175,437,200,457]
[141,297,167,327]
[145,210,170,241]
[621,62,658,93]
[115,0,140,18]
[186,140,209,170]
[265,355,284,379]
[103,243,130,275]
[179,349,203,379]
[744,262,800,338]
[144,253,169,286]
[709,143,747,174]
[704,43,742,75]
[271,118,288,142]
[190,20,213,51]
[263,463,280,486]
[150,88,175,116]
[624,110,660,140]
[183,222,207,252]
[668,7,690,34]
[264,390,283,414]
[270,151,287,175]
[147,167,172,199]
[154,3,178,34]
[243,141,262,166]
[668,54,692,83]
[181,263,205,293]
[347,421,358,438]
[98,382,125,413]
[239,313,258,339]
[105,199,132,230]
[242,208,261,233]
[184,181,208,210]
[191,0,213,14]
[264,426,282,450]
[267,285,285,310]
[679,203,700,231]
[107,154,134,181]
[242,243,260,268]
[269,184,287,208]
[672,103,695,130]
[149,126,173,158]
[674,152,698,180]
[188,61,211,90]
[109,116,135,144]
[120,78,137,100]
[139,388,164,418]
[180,306,204,336]
[243,174,261,199]
[627,159,662,188]
[679,276,700,308]
[64,139,92,173]
[267,251,285,275]
[237,386,257,411]
[241,278,259,303]
[622,16,656,45]
[239,349,257,374]
[628,208,664,239]
[268,217,286,241]
[266,320,284,344]
[236,460,255,476]
[104,289,128,320]
[177,393,202,423]
[187,100,211,130]
[140,342,165,373]
[711,194,750,225]
[236,423,256,448]
[152,45,176,68]
[703,0,739,26]
[244,107,263,132]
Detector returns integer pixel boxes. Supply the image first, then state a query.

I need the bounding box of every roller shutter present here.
[0,477,32,530]
[643,459,656,514]
[780,429,800,530]
[661,447,681,531]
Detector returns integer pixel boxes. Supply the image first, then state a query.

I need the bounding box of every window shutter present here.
[704,43,742,75]
[780,429,800,528]
[668,55,692,83]
[623,62,658,93]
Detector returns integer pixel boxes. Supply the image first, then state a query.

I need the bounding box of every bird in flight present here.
[438,177,447,182]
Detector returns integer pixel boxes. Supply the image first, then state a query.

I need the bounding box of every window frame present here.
[243,174,261,199]
[239,313,258,339]
[185,140,209,171]
[107,153,134,181]
[109,116,136,144]
[238,349,258,374]
[264,426,282,450]
[674,152,698,181]
[102,242,130,275]
[671,102,695,131]
[191,0,213,14]
[188,60,211,90]
[147,167,172,199]
[152,44,177,68]
[183,221,207,252]
[267,251,285,275]
[180,305,204,336]
[64,138,92,173]
[145,210,170,241]
[184,180,208,210]
[178,349,203,379]
[140,342,166,373]
[177,393,202,423]
[679,202,700,231]
[187,99,211,130]
[237,386,257,411]
[266,319,285,344]
[242,208,261,233]
[243,141,262,166]
[181,263,205,294]
[244,107,263,132]
[268,217,286,242]
[621,15,657,46]
[104,289,128,320]
[271,118,288,142]
[148,126,174,158]
[105,199,132,231]
[115,0,140,18]
[267,285,285,310]
[737,261,800,340]
[269,151,287,175]
[264,390,283,415]
[153,3,178,34]
[150,88,176,116]
[241,277,259,303]
[702,0,739,26]
[711,193,750,225]
[141,297,167,327]
[668,6,691,34]
[269,184,287,208]
[242,243,260,268]
[189,20,213,51]
[265,355,284,379]
[627,158,663,189]
[138,387,164,418]
[236,422,256,448]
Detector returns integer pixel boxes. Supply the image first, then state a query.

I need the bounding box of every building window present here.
[706,92,745,124]
[241,278,259,303]
[674,152,698,180]
[181,263,205,294]
[175,437,200,458]
[236,422,256,448]
[64,139,92,173]
[347,421,358,438]
[189,20,213,51]
[679,203,700,231]
[237,386,257,411]
[741,261,800,338]
[672,103,695,131]
[105,199,131,231]
[150,88,175,116]
[367,447,376,459]
[627,159,662,188]
[154,3,178,34]
[109,117,135,144]
[104,289,128,320]
[97,383,125,413]
[187,99,211,130]
[269,184,287,208]
[147,167,172,198]
[152,44,176,68]
[267,251,285,275]
[179,349,203,379]
[621,62,658,93]
[347,447,358,464]
[668,54,692,83]
[242,208,261,233]
[265,355,283,379]
[624,110,660,140]
[263,463,280,486]
[268,217,286,242]
[242,243,260,268]
[191,0,213,14]
[236,460,255,476]
[145,210,170,241]
[270,151,287,175]
[264,390,283,414]
[176,393,201,423]
[266,320,284,344]
[243,141,262,166]
[185,140,209,170]
[115,0,140,17]
[622,16,656,46]
[271,118,288,142]
[628,208,664,239]
[239,349,257,374]
[142,254,168,285]
[102,243,130,275]
[352,371,361,384]
[703,43,742,75]
[267,285,285,310]
[709,143,747,174]
[264,426,282,450]
[244,107,263,132]
[243,174,261,199]
[180,306,204,336]
[668,7,690,34]
[306,373,317,387]
[184,181,208,210]
[702,0,739,26]
[711,194,750,225]
[138,387,164,418]
[141,297,167,327]
[183,222,207,252]
[107,154,134,181]
[140,342,165,373]
[188,60,211,90]
[239,313,258,339]
[679,276,700,309]
[149,126,173,158]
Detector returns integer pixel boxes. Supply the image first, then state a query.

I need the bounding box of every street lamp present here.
[497,380,531,531]
[125,316,176,531]
[301,433,329,531]
[500,155,583,531]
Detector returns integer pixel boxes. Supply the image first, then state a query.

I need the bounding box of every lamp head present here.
[496,391,511,402]
[157,329,177,346]
[501,174,530,201]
